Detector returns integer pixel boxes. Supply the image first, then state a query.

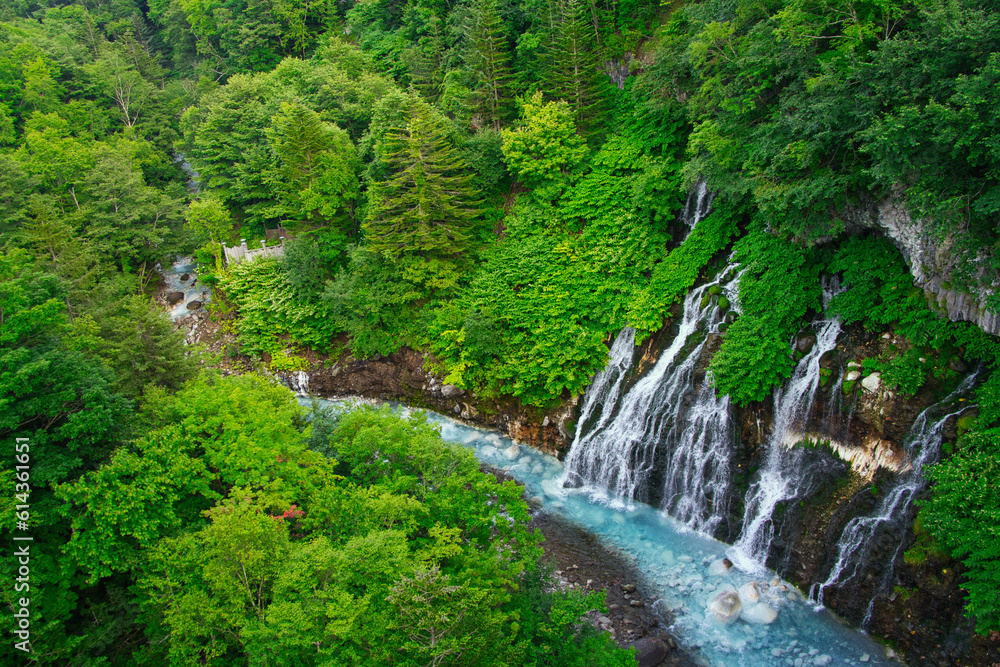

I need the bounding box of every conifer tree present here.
[548,0,607,133]
[364,102,481,292]
[468,0,513,129]
[404,13,447,103]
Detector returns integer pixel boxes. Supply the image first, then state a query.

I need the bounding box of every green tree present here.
[364,101,481,292]
[468,0,514,129]
[548,0,607,132]
[266,102,360,230]
[501,92,587,202]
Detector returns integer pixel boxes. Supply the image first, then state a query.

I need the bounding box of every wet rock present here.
[629,599,644,608]
[797,332,817,354]
[623,584,637,593]
[862,372,882,393]
[180,273,190,281]
[949,357,967,373]
[707,589,742,624]
[562,471,585,488]
[740,602,778,625]
[814,655,832,666]
[441,384,465,398]
[845,370,861,382]
[166,291,185,305]
[502,444,521,460]
[738,581,760,604]
[186,300,202,310]
[707,558,733,576]
[625,637,669,667]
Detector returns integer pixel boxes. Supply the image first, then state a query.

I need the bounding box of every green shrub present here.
[219,258,340,356]
[709,224,822,405]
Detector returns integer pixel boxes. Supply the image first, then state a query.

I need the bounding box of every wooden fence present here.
[222,238,286,267]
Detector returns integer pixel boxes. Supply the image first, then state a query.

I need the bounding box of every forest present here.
[1,0,1000,664]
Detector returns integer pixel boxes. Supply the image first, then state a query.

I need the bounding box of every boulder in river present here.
[796,332,817,354]
[707,588,742,624]
[166,291,185,305]
[503,444,521,460]
[738,581,760,604]
[740,602,778,625]
[180,273,190,281]
[186,300,202,310]
[707,558,733,576]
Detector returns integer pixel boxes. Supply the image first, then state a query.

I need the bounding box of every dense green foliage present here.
[3,0,1000,650]
[709,224,822,404]
[923,372,1000,634]
[53,377,633,665]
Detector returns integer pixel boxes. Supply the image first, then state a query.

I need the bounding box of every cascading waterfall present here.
[569,327,636,446]
[561,263,741,526]
[660,378,736,533]
[681,179,713,228]
[811,372,979,622]
[729,287,845,574]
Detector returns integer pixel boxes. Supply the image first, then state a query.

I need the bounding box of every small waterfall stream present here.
[569,327,636,444]
[160,256,212,322]
[728,309,844,575]
[811,372,978,622]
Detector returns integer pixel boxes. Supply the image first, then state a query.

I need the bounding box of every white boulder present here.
[707,589,742,624]
[738,581,760,605]
[862,372,882,393]
[707,558,734,577]
[740,602,778,625]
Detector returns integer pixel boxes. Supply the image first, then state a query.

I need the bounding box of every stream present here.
[302,396,895,667]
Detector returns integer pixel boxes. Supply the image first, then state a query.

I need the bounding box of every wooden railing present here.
[222,238,286,267]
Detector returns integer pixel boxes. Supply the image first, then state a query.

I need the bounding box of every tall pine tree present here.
[548,0,607,133]
[364,102,481,292]
[468,0,514,129]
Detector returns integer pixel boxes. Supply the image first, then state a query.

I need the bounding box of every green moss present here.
[842,379,857,395]
[718,295,730,310]
[709,285,723,295]
[700,294,711,309]
[957,414,976,437]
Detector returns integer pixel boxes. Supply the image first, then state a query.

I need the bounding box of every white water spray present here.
[561,263,741,526]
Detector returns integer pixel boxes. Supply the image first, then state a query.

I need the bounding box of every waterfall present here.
[681,179,713,229]
[569,327,636,450]
[729,293,844,574]
[561,263,741,524]
[660,379,736,533]
[294,371,310,397]
[811,372,978,622]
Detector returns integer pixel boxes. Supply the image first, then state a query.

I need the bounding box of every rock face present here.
[304,347,571,455]
[850,193,1000,336]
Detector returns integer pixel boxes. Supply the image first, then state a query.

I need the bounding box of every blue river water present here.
[305,397,897,667]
